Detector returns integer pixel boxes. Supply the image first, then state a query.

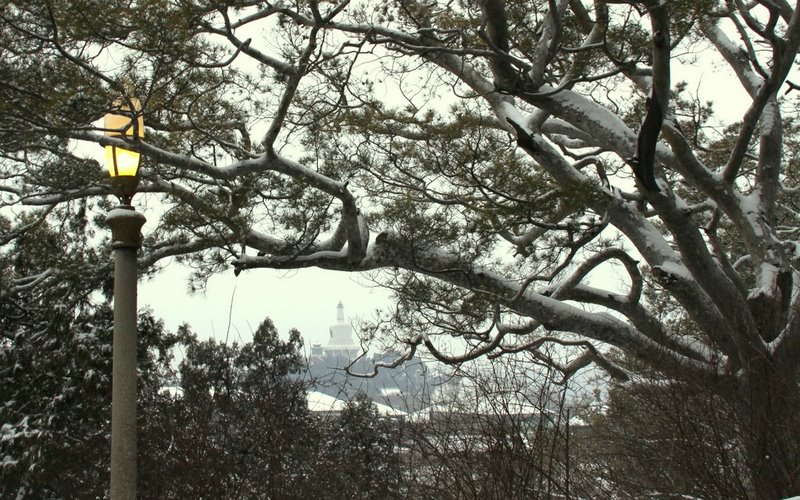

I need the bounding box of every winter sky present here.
[140,262,391,352]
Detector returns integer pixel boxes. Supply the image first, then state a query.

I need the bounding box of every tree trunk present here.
[740,356,800,499]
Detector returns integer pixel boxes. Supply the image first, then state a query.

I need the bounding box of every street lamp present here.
[104,98,145,500]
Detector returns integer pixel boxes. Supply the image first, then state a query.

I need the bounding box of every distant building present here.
[305,302,432,413]
[308,301,360,369]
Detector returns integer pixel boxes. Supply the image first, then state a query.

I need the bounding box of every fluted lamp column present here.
[104,98,145,500]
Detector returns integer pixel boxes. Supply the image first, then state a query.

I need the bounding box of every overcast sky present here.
[139,261,392,351]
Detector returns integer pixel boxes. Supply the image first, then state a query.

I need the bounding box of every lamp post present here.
[104,99,145,500]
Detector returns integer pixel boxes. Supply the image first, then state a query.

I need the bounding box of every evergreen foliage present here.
[4,1,800,496]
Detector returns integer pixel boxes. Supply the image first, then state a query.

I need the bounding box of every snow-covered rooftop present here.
[306,390,407,417]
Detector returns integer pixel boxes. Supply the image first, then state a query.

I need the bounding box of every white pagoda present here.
[325,301,359,359]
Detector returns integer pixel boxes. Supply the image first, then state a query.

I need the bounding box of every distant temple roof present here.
[306,390,406,417]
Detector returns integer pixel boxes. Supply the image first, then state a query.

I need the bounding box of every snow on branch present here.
[364,230,720,378]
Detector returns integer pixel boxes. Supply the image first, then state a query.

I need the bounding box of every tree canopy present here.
[3,1,800,496]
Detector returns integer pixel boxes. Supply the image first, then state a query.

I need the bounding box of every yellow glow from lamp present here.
[104,98,144,178]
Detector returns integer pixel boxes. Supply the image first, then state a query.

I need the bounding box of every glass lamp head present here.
[104,98,143,204]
